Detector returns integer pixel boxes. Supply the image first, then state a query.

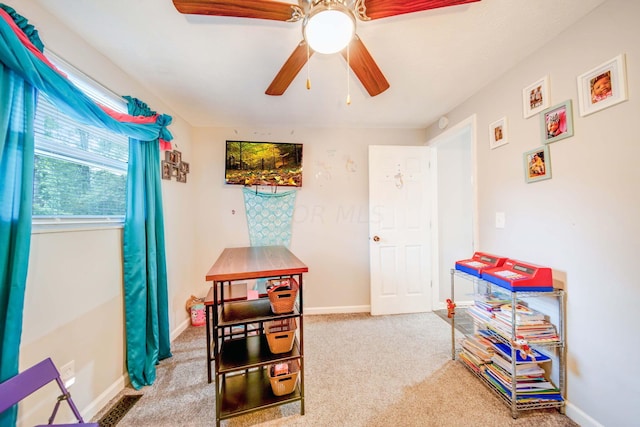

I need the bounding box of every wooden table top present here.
[206,246,308,282]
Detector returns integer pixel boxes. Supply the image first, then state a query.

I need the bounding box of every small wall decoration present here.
[489,117,508,149]
[161,161,173,179]
[522,75,550,118]
[577,53,628,117]
[523,146,551,183]
[162,149,190,183]
[540,100,574,144]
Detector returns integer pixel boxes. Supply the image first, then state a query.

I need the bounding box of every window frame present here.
[32,50,129,233]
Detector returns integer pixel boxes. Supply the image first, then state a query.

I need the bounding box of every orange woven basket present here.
[266,277,299,314]
[268,360,300,396]
[264,318,297,354]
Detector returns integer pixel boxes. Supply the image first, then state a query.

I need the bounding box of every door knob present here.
[373,236,380,242]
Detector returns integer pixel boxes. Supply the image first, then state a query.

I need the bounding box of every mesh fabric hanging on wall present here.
[243,187,297,247]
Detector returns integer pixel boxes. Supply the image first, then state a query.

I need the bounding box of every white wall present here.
[12,3,198,425]
[426,1,640,425]
[191,127,426,313]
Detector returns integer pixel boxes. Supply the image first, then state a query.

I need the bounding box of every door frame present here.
[426,114,479,310]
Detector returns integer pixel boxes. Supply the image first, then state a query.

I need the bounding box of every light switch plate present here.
[60,360,75,388]
[495,212,505,229]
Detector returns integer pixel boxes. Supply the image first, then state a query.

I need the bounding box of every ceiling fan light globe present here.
[304,9,355,54]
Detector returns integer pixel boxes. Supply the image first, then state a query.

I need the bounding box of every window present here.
[32,52,129,228]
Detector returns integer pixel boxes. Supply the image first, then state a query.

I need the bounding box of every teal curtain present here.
[0,63,36,427]
[123,97,172,389]
[1,1,174,401]
[0,6,38,426]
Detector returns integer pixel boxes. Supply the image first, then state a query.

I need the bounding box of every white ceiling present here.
[34,0,605,129]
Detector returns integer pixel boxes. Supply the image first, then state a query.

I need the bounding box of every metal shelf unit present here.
[204,246,308,427]
[450,269,566,419]
[211,277,304,427]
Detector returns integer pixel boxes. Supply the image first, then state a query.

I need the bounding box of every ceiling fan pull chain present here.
[306,42,312,90]
[346,42,351,105]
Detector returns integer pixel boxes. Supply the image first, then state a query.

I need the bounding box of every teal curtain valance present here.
[0,4,42,50]
[0,4,173,146]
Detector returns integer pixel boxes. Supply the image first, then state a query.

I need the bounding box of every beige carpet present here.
[94,313,578,427]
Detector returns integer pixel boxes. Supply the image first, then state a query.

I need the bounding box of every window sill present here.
[32,217,124,234]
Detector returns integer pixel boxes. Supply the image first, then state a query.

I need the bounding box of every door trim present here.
[426,114,478,310]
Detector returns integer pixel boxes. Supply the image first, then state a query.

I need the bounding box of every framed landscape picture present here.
[523,75,550,118]
[577,54,628,116]
[225,140,303,187]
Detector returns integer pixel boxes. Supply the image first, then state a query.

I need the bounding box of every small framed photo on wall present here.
[173,150,182,164]
[577,54,628,117]
[165,151,176,165]
[489,117,508,149]
[161,160,172,180]
[540,100,574,144]
[522,75,550,118]
[523,146,551,183]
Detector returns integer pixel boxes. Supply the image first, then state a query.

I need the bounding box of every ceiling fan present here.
[172,0,480,97]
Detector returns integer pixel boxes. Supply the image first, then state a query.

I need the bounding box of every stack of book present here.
[488,303,560,344]
[459,335,495,373]
[483,341,563,402]
[467,292,511,325]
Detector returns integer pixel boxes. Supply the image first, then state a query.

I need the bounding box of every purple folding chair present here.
[0,357,98,426]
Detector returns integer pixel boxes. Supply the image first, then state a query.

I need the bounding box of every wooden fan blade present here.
[172,0,300,22]
[362,0,480,20]
[341,35,389,97]
[266,41,314,96]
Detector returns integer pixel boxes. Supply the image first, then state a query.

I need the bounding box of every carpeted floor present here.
[93,312,577,427]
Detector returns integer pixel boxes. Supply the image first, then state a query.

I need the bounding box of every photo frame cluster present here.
[488,53,628,184]
[161,149,190,183]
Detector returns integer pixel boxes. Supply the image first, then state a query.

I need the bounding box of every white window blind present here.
[32,52,129,221]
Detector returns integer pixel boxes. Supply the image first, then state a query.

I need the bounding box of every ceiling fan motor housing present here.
[303,0,357,54]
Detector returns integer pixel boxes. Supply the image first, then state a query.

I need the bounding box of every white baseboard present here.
[304,305,370,315]
[565,402,603,427]
[305,303,478,315]
[83,318,190,422]
[171,318,191,341]
[434,299,474,310]
[82,373,129,421]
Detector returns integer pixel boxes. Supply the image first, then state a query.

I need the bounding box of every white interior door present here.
[369,145,432,315]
